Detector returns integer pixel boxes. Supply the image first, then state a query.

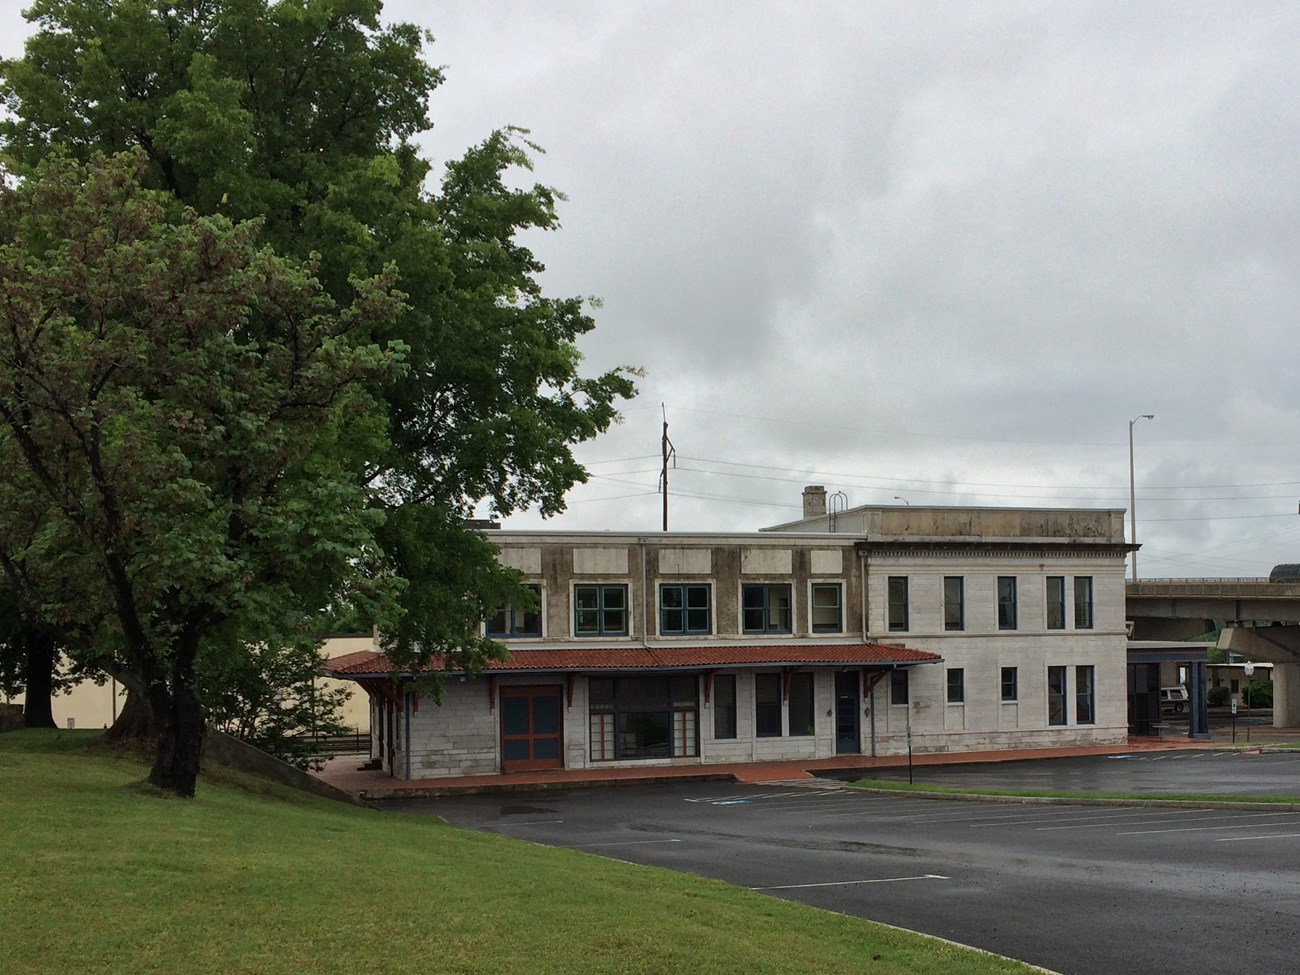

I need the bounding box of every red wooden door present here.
[500,686,563,771]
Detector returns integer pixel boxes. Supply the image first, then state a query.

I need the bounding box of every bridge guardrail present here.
[1128,579,1300,598]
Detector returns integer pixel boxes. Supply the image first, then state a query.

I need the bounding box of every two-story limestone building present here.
[329,491,1131,780]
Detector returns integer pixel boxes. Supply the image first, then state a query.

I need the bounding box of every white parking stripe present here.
[1034,810,1215,831]
[1118,818,1300,836]
[1217,832,1300,842]
[908,809,1080,824]
[971,808,1189,828]
[750,874,949,891]
[572,839,684,848]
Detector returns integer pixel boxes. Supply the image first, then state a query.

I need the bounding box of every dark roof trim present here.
[338,659,943,679]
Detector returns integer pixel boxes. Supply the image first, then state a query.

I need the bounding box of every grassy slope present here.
[0,731,1038,975]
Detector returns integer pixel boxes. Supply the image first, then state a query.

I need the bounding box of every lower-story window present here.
[788,672,815,736]
[589,676,698,761]
[755,673,782,737]
[890,668,909,705]
[1001,667,1018,702]
[946,668,965,704]
[1047,666,1068,726]
[713,674,737,739]
[1075,665,1095,724]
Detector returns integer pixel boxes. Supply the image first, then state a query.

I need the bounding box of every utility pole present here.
[660,404,675,531]
[1128,413,1154,582]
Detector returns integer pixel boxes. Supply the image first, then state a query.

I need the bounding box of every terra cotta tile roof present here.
[326,643,940,676]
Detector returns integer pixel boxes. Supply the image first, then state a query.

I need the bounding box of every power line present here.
[675,454,1300,493]
[665,405,1300,449]
[672,464,1297,503]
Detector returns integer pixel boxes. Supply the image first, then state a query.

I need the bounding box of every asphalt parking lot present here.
[381,752,1300,975]
[858,745,1300,795]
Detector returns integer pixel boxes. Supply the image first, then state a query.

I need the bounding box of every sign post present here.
[1243,662,1255,743]
[906,703,914,785]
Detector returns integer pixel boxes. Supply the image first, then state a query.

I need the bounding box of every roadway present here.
[382,753,1300,975]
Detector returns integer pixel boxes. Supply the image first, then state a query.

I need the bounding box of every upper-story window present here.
[574,584,628,637]
[486,584,542,638]
[811,583,842,633]
[997,576,1018,630]
[943,576,964,631]
[1074,577,1094,629]
[887,576,909,631]
[660,583,711,635]
[1046,577,1066,630]
[742,584,792,634]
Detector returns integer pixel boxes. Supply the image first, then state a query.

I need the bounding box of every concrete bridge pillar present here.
[1273,662,1300,729]
[1218,626,1300,728]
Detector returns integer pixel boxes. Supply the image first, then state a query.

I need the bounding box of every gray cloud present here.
[6,1,1300,574]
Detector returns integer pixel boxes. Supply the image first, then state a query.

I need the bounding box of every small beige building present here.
[4,634,375,734]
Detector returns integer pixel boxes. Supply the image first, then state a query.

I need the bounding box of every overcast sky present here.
[5,1,1300,578]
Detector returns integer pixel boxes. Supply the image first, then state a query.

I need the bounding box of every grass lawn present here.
[0,730,1039,975]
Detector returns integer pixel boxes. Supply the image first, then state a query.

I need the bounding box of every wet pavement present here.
[383,765,1300,975]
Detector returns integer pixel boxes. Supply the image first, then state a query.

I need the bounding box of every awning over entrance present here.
[1127,640,1211,740]
[326,643,941,678]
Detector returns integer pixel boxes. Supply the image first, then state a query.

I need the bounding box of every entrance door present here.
[500,686,564,772]
[1127,663,1160,735]
[835,672,860,754]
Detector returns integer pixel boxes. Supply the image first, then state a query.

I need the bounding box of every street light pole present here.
[1243,661,1255,743]
[1128,414,1154,583]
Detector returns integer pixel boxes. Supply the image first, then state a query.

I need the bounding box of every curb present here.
[849,785,1300,811]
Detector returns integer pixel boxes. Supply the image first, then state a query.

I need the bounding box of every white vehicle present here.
[1160,686,1189,713]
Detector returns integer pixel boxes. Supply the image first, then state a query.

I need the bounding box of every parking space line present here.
[750,873,949,891]
[1034,810,1214,831]
[1217,832,1300,842]
[817,803,969,820]
[907,808,1081,824]
[572,839,684,848]
[971,808,1183,828]
[755,800,875,814]
[1118,817,1300,836]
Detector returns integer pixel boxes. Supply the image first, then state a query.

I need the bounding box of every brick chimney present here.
[802,485,827,519]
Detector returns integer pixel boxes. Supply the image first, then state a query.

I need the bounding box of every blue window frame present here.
[887,576,909,631]
[1046,577,1066,630]
[811,583,842,633]
[997,576,1017,630]
[574,584,628,636]
[944,576,964,631]
[1074,577,1094,629]
[742,584,792,634]
[486,584,541,638]
[659,584,711,635]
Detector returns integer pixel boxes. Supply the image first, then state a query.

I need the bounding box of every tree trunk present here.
[21,628,57,729]
[103,686,156,742]
[146,680,204,798]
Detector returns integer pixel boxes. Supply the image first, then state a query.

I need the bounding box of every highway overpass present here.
[1127,578,1300,726]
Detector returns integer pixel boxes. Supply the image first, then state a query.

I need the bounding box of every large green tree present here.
[0,0,636,782]
[0,151,405,794]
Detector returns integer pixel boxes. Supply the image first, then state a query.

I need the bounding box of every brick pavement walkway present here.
[312,734,1218,799]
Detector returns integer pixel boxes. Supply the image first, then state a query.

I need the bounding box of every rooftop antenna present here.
[659,403,676,531]
[828,490,848,532]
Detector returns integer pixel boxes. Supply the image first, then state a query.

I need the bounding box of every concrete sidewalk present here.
[312,735,1208,800]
